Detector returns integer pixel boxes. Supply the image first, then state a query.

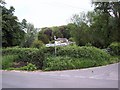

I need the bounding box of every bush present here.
[43,56,73,71]
[8,63,37,71]
[43,56,108,71]
[2,46,114,71]
[108,42,120,56]
[2,47,45,69]
[19,63,37,71]
[57,46,110,61]
[31,40,44,48]
[85,43,92,46]
[42,46,61,56]
[2,47,38,56]
[109,56,120,64]
[2,55,19,69]
[69,37,74,42]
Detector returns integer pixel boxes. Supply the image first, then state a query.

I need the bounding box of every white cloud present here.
[5,0,94,28]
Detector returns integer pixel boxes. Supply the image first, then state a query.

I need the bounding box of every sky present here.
[5,0,94,28]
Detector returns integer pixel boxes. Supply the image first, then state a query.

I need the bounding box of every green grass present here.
[2,55,18,69]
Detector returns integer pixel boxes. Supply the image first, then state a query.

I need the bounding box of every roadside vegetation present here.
[1,0,120,71]
[2,44,120,71]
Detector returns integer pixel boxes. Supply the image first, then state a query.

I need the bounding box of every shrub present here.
[42,46,60,56]
[85,43,92,46]
[45,47,55,55]
[43,56,73,71]
[57,46,110,61]
[108,42,120,56]
[18,63,37,71]
[8,63,37,71]
[31,40,44,48]
[2,55,18,69]
[109,56,120,64]
[43,56,107,71]
[69,37,74,42]
[2,47,38,56]
[2,47,45,69]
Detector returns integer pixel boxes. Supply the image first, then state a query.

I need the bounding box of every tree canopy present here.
[1,0,120,48]
[1,2,25,47]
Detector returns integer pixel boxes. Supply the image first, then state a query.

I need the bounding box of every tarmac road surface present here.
[1,63,119,88]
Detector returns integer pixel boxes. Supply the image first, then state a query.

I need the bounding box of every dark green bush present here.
[42,46,60,56]
[31,40,44,48]
[2,47,38,56]
[108,42,120,56]
[45,47,55,55]
[57,46,110,61]
[2,47,45,69]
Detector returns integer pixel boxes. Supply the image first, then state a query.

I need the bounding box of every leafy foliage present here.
[21,23,38,47]
[2,5,25,47]
[1,1,120,71]
[43,56,108,71]
[8,63,37,71]
[37,25,71,44]
[2,55,18,69]
[2,47,45,69]
[57,46,110,61]
[31,40,44,48]
[38,31,49,44]
[42,46,111,71]
[108,42,120,56]
[70,1,120,48]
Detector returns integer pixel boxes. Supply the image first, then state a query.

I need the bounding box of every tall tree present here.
[92,1,120,47]
[70,12,91,46]
[1,2,25,47]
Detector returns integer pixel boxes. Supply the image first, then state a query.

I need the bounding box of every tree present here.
[70,12,91,46]
[52,26,63,38]
[91,1,120,48]
[21,19,27,30]
[1,2,25,47]
[38,31,49,44]
[42,27,53,41]
[31,40,44,48]
[21,23,37,47]
[59,25,71,39]
[0,0,6,6]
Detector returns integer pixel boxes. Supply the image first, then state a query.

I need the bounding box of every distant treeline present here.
[1,0,120,48]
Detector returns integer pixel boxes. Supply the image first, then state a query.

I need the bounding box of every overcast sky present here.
[5,0,94,28]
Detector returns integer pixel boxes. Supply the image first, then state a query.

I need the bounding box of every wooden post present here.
[54,36,56,56]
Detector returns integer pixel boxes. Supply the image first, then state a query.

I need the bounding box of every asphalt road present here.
[1,63,119,88]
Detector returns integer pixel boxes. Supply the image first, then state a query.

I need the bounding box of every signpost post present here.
[54,36,56,56]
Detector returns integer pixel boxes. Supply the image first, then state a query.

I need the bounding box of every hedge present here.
[43,56,108,71]
[57,46,110,61]
[2,47,45,69]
